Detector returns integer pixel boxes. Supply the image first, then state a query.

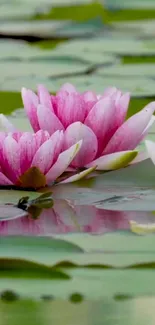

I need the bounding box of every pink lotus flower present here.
[0,130,83,188]
[1,83,155,182]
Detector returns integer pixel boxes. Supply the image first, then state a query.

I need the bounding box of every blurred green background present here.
[1,0,155,118]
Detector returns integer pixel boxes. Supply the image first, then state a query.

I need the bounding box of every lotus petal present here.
[86,150,138,170]
[37,104,64,135]
[57,83,77,95]
[103,102,155,154]
[3,136,21,182]
[34,130,50,149]
[37,84,54,111]
[115,92,130,127]
[85,97,116,154]
[56,92,86,128]
[82,91,97,102]
[31,130,64,174]
[0,172,12,185]
[46,141,82,183]
[19,133,37,174]
[21,87,40,132]
[64,122,98,167]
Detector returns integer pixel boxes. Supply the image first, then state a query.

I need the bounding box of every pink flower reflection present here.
[0,200,154,236]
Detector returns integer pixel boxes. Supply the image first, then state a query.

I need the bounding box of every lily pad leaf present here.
[0,190,40,205]
[50,75,155,97]
[97,63,155,78]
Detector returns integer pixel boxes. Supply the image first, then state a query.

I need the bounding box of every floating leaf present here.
[0,190,40,205]
[17,191,53,210]
[0,298,155,324]
[57,38,155,56]
[0,20,70,38]
[0,18,105,39]
[97,63,155,78]
[1,267,155,299]
[49,75,155,97]
[104,0,155,9]
[41,2,104,22]
[112,19,155,38]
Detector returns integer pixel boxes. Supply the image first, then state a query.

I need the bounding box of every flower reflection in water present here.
[0,199,155,236]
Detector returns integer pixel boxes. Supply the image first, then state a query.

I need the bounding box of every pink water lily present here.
[1,83,155,182]
[0,130,83,188]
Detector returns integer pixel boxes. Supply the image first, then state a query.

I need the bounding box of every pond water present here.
[1,0,155,324]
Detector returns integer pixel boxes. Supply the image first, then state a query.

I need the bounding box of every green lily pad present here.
[22,0,93,5]
[0,298,154,325]
[0,3,45,20]
[0,225,153,298]
[0,20,71,38]
[104,0,155,9]
[86,159,155,189]
[0,60,89,79]
[50,157,155,211]
[127,97,155,118]
[7,114,32,132]
[1,267,155,299]
[97,63,155,78]
[49,74,155,97]
[0,59,91,92]
[103,0,155,22]
[40,2,104,22]
[0,91,22,115]
[0,190,40,205]
[0,39,61,61]
[0,18,105,39]
[48,48,119,65]
[0,236,83,257]
[112,19,155,38]
[57,38,155,56]
[49,0,94,5]
[0,77,56,93]
[0,39,118,66]
[55,231,155,253]
[52,18,105,38]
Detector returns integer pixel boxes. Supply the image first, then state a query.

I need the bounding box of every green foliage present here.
[104,9,155,22]
[0,92,22,115]
[123,56,155,64]
[35,2,104,22]
[0,298,155,325]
